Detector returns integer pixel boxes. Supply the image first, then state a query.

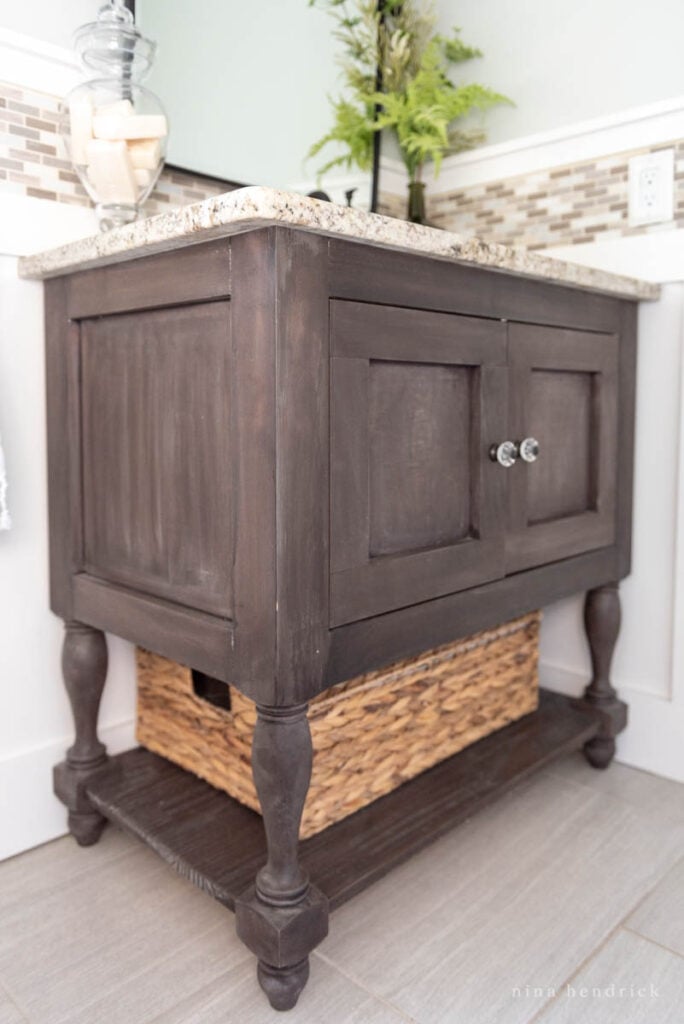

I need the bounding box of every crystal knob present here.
[518,437,540,463]
[489,441,518,468]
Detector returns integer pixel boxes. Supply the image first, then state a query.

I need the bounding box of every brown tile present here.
[8,99,39,116]
[609,201,628,212]
[0,169,6,180]
[26,139,57,156]
[527,208,549,218]
[26,186,58,201]
[58,169,80,184]
[9,124,40,140]
[0,109,23,125]
[9,170,41,185]
[0,157,23,171]
[42,155,71,170]
[25,116,57,133]
[39,109,62,125]
[0,85,22,99]
[549,167,572,179]
[9,147,40,165]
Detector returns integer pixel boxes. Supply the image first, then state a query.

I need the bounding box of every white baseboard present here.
[0,717,136,862]
[540,660,684,784]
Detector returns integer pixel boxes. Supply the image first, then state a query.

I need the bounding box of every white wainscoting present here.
[539,249,684,782]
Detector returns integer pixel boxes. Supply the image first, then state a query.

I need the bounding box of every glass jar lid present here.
[73,0,156,80]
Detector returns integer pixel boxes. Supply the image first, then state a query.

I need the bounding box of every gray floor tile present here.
[0,830,135,917]
[0,844,228,1024]
[626,856,684,958]
[534,929,684,1023]
[318,764,684,1024]
[0,982,28,1024]
[543,755,684,824]
[60,922,249,1024]
[148,954,413,1024]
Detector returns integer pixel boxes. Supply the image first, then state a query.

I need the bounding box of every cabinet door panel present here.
[330,300,507,626]
[507,323,618,573]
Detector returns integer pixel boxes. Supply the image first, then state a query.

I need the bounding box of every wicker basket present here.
[136,612,540,839]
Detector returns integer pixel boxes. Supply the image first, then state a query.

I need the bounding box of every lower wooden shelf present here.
[86,689,600,912]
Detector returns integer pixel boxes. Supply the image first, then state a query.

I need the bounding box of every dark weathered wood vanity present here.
[20,188,655,1010]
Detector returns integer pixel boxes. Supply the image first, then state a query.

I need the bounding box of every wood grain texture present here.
[86,691,601,913]
[44,276,81,618]
[506,322,618,573]
[81,302,234,618]
[73,575,234,682]
[326,546,619,686]
[272,229,331,701]
[328,239,624,334]
[330,301,508,626]
[66,240,231,318]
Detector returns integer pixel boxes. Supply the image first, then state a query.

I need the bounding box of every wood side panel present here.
[80,302,234,618]
[228,230,278,700]
[329,240,624,334]
[73,574,234,681]
[616,302,638,578]
[45,277,82,618]
[66,241,231,318]
[273,229,331,702]
[326,546,619,686]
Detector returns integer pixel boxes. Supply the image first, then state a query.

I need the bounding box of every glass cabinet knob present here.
[518,437,540,463]
[489,441,518,468]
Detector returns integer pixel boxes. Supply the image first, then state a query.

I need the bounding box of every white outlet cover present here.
[628,149,675,227]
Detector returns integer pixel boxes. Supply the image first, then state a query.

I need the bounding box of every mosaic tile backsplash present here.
[0,81,231,219]
[2,79,683,251]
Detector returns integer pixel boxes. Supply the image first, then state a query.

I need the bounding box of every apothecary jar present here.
[60,0,168,231]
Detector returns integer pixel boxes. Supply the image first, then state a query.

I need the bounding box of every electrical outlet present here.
[628,149,674,226]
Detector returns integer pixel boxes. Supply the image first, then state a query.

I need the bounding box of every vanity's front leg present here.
[236,704,329,1011]
[581,584,627,769]
[53,621,109,845]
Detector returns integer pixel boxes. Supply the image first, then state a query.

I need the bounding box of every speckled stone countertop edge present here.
[18,185,660,301]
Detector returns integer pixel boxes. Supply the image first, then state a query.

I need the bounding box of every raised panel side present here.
[81,301,234,618]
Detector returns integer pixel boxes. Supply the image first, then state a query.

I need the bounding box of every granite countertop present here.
[18,185,658,300]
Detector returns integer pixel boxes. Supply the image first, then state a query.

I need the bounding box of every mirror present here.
[136,0,355,193]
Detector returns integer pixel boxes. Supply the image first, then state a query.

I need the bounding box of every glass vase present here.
[60,0,168,231]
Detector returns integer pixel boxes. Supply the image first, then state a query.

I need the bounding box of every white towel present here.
[0,432,11,531]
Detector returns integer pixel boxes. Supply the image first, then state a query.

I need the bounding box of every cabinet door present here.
[330,300,507,626]
[506,322,618,573]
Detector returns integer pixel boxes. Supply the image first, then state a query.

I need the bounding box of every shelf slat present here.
[86,689,600,912]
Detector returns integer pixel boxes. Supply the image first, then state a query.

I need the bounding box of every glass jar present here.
[60,0,168,231]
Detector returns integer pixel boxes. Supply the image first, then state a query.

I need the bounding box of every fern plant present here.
[309,0,512,189]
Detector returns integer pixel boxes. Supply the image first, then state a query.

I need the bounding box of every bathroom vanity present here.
[20,188,656,1010]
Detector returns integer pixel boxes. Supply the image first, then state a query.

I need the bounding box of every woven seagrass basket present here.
[136,611,540,839]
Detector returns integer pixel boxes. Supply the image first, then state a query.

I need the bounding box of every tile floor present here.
[0,754,682,1024]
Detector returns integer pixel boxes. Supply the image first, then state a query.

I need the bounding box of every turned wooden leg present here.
[53,621,109,845]
[580,584,627,769]
[236,704,328,1011]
